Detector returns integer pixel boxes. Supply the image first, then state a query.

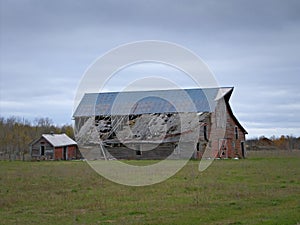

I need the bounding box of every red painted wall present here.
[55,147,63,160]
[67,145,77,159]
[54,145,77,160]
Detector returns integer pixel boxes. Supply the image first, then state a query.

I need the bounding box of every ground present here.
[0,151,300,225]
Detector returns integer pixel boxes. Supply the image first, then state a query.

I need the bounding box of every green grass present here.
[0,151,300,225]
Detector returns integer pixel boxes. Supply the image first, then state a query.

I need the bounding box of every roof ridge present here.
[83,87,234,95]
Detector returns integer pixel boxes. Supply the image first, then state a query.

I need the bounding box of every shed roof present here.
[73,87,233,117]
[42,133,77,147]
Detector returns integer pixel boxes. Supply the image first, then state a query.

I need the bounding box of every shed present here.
[30,133,79,160]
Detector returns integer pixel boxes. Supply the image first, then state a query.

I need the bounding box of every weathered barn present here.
[30,133,79,160]
[73,87,247,160]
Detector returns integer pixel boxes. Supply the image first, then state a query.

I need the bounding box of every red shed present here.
[30,133,79,160]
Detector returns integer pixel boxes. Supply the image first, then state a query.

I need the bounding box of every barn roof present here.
[73,87,233,117]
[42,134,77,147]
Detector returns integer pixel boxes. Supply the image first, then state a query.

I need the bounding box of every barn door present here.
[40,145,45,156]
[218,139,228,158]
[241,142,246,158]
[63,146,68,160]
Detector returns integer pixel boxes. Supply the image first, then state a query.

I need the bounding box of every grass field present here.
[1,151,300,225]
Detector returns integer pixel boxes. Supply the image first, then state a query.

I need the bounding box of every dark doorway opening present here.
[204,125,208,141]
[196,142,200,152]
[241,142,245,158]
[40,146,45,156]
[63,146,68,160]
[136,150,142,156]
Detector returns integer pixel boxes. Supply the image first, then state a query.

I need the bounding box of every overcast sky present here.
[0,0,299,138]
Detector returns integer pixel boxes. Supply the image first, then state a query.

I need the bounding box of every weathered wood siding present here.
[224,108,246,158]
[194,114,211,159]
[209,100,246,159]
[31,138,78,160]
[105,142,195,160]
[31,137,54,160]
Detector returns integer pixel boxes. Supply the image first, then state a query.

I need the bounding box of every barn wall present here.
[225,108,246,158]
[55,147,63,160]
[31,137,54,160]
[209,100,246,159]
[105,143,172,160]
[54,145,78,160]
[67,145,77,159]
[210,100,228,158]
[194,114,211,159]
[104,142,194,160]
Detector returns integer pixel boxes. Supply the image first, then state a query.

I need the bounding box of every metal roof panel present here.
[73,88,232,117]
[42,134,77,147]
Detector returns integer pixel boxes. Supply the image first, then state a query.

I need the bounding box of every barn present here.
[73,87,247,160]
[30,133,79,160]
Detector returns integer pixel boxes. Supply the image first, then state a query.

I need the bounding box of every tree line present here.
[0,116,74,160]
[247,135,300,151]
[1,115,299,160]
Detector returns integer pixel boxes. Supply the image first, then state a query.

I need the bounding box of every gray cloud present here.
[0,0,300,137]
